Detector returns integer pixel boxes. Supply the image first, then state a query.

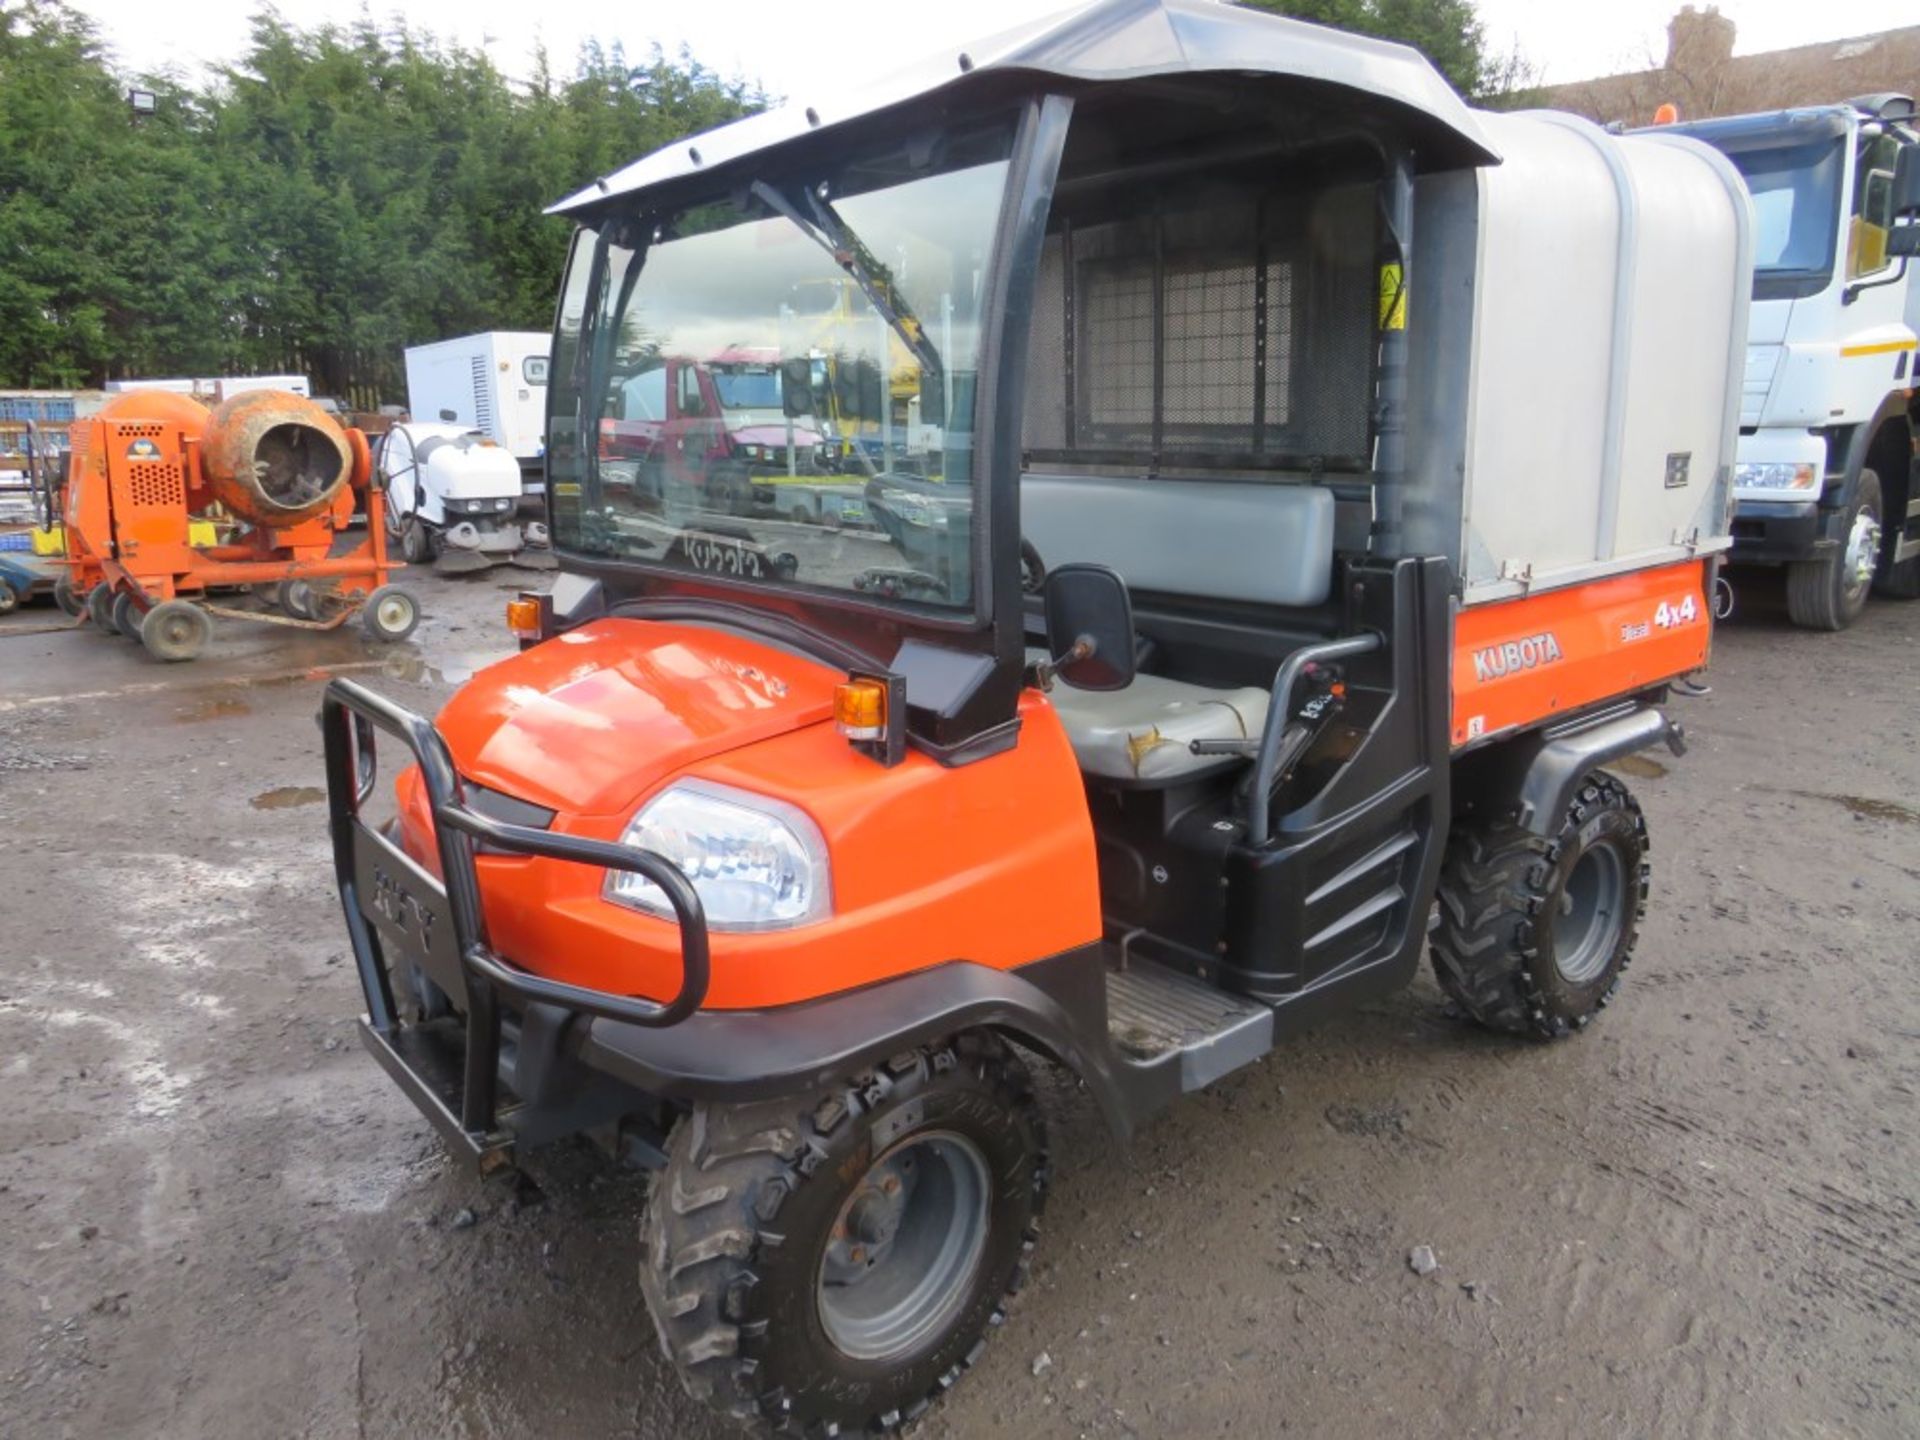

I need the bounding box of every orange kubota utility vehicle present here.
[322,1,1751,1430]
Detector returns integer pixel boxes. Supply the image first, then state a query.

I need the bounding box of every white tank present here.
[1405,109,1753,604]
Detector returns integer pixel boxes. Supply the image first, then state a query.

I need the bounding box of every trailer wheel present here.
[360,585,420,642]
[54,577,84,617]
[86,582,116,633]
[111,590,144,640]
[281,580,318,621]
[0,579,17,615]
[140,600,212,663]
[641,1032,1046,1435]
[1787,470,1881,630]
[1430,772,1648,1040]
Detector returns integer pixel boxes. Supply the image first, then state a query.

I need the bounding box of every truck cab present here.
[1667,97,1920,627]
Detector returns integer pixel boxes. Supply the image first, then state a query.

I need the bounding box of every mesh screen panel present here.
[1022,181,1375,471]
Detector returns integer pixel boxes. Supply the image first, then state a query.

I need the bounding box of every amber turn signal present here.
[506,597,542,640]
[834,678,888,741]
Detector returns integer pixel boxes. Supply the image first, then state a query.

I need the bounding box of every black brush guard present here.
[320,678,710,1171]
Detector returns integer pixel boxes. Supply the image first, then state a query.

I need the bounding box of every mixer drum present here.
[200,389,355,526]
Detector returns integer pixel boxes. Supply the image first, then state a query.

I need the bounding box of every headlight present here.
[603,779,831,931]
[1735,461,1817,491]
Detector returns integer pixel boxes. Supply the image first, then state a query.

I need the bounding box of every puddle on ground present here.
[175,696,253,723]
[250,785,325,810]
[379,650,502,687]
[1608,754,1668,779]
[1791,791,1919,826]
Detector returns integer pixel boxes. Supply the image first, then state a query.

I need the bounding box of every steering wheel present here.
[1020,538,1046,595]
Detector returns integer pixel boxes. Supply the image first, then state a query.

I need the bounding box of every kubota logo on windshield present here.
[1472,632,1564,683]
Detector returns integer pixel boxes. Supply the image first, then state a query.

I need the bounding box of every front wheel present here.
[360,585,420,642]
[1787,470,1881,630]
[641,1033,1047,1434]
[1430,771,1648,1039]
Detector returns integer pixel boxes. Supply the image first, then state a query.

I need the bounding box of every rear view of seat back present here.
[1021,473,1335,609]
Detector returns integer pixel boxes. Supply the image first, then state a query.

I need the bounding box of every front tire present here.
[641,1033,1047,1434]
[1787,470,1881,630]
[1431,771,1648,1039]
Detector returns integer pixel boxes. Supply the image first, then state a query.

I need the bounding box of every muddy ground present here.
[2,566,1917,1440]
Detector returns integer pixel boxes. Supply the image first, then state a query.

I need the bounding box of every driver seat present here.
[1043,674,1272,783]
[1020,472,1333,785]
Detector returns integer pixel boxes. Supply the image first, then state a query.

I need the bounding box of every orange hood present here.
[435,619,840,819]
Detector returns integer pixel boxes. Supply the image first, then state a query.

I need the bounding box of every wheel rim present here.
[154,611,198,649]
[1553,843,1626,985]
[816,1131,991,1362]
[372,593,414,633]
[1843,507,1881,606]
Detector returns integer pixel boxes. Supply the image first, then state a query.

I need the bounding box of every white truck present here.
[1666,96,1920,628]
[403,332,550,499]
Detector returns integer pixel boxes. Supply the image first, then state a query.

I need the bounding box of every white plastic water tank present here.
[1406,109,1753,603]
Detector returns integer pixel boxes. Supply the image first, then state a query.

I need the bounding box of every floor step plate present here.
[1107,962,1274,1092]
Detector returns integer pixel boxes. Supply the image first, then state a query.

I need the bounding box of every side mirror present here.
[1888,224,1920,259]
[1893,144,1920,217]
[1042,564,1136,692]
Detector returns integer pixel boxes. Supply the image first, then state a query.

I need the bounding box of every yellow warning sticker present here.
[1378,264,1406,331]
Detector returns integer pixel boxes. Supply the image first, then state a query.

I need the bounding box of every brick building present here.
[1535,7,1920,127]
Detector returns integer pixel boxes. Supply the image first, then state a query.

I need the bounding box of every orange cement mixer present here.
[61,388,419,661]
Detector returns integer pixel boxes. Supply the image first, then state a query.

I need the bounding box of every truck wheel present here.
[1430,772,1648,1040]
[86,582,116,633]
[0,579,17,615]
[360,585,420,642]
[641,1033,1047,1435]
[1786,470,1881,630]
[140,600,212,662]
[400,516,436,565]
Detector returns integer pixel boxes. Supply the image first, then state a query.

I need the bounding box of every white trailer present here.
[1666,97,1920,629]
[403,332,550,497]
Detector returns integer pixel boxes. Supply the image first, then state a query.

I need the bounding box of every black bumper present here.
[1729,498,1836,565]
[321,679,711,1171]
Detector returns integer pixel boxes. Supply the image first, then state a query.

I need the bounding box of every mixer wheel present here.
[282,580,319,621]
[86,582,116,632]
[55,577,85,617]
[141,600,213,663]
[111,590,144,640]
[361,585,420,642]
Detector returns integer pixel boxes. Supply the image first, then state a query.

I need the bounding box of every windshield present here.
[711,366,782,411]
[1728,139,1844,276]
[547,118,1016,614]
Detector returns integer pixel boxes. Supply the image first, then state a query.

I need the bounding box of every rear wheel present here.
[86,582,116,633]
[641,1033,1046,1435]
[400,516,436,565]
[0,579,17,615]
[54,577,84,617]
[140,599,212,662]
[111,590,144,640]
[281,580,318,621]
[1430,771,1648,1039]
[1787,470,1881,630]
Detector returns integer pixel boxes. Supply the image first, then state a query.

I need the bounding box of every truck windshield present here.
[1727,139,1843,278]
[547,118,1016,615]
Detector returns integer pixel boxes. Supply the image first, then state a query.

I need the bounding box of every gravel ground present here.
[1,565,1916,1439]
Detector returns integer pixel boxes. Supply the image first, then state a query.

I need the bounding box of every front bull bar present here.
[320,677,710,1168]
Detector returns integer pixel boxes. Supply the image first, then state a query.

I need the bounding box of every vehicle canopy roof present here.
[549,0,1498,219]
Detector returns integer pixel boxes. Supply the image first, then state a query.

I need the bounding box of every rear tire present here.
[86,582,116,633]
[54,577,83,617]
[1430,771,1648,1040]
[1786,470,1881,630]
[400,516,436,565]
[0,579,17,615]
[140,599,212,662]
[111,590,144,640]
[641,1033,1046,1435]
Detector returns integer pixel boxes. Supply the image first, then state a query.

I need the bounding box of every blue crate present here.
[0,532,34,552]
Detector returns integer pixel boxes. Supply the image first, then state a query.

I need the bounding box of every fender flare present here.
[1464,704,1685,838]
[573,947,1141,1136]
[1826,391,1914,510]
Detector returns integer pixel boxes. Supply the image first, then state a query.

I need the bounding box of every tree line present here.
[0,0,1521,405]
